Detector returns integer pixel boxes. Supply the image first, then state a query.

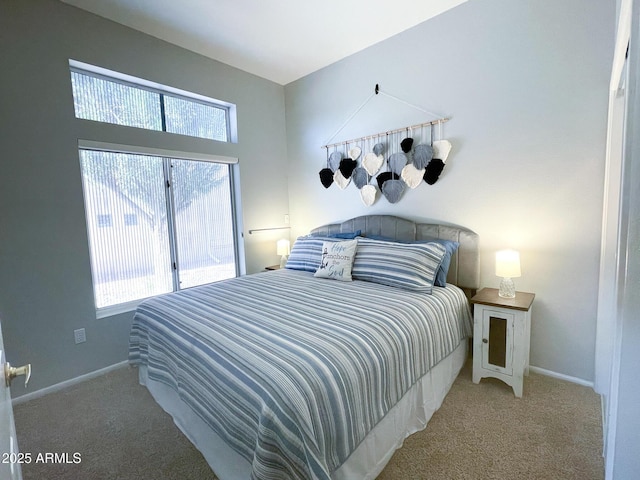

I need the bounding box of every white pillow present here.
[314,240,357,281]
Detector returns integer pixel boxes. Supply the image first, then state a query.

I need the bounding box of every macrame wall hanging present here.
[319,84,452,206]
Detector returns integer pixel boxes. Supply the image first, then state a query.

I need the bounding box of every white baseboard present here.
[11,361,594,405]
[11,360,130,406]
[529,365,594,389]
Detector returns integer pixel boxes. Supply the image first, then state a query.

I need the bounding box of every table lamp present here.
[496,249,521,298]
[277,239,290,268]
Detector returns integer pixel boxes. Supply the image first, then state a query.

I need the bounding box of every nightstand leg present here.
[512,383,523,398]
[472,345,482,384]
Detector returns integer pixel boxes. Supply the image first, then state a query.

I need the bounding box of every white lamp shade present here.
[495,250,521,278]
[276,239,290,256]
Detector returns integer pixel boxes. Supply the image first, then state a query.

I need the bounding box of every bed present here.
[129,214,480,479]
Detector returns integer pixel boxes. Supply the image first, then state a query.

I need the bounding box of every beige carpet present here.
[378,361,604,480]
[14,360,603,479]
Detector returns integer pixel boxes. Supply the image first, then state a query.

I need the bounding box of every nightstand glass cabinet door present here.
[481,309,514,376]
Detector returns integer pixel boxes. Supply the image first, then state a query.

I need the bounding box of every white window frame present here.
[69,59,243,319]
[69,59,238,143]
[79,140,241,319]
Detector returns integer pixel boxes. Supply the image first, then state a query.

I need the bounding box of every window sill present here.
[96,299,144,319]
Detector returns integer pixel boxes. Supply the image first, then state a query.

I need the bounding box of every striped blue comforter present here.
[129,269,472,480]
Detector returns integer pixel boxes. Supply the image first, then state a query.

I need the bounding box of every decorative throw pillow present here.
[313,240,357,281]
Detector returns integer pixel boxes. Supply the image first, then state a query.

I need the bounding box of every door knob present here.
[4,362,31,388]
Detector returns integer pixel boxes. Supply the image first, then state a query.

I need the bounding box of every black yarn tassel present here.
[423,159,445,185]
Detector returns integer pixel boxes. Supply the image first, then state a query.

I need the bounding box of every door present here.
[481,309,514,376]
[0,319,26,480]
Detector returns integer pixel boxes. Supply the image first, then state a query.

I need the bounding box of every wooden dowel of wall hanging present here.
[320,117,449,150]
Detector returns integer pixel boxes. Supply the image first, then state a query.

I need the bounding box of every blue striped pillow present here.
[352,238,446,293]
[285,236,339,272]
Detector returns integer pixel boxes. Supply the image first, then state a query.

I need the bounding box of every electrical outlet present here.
[284,214,290,224]
[74,328,86,344]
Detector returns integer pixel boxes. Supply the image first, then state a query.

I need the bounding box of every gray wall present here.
[0,0,289,394]
[284,0,614,381]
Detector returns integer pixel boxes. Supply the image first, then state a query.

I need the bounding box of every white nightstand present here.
[471,288,535,398]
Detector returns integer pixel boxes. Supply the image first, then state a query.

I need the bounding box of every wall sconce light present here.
[277,239,290,268]
[496,249,521,298]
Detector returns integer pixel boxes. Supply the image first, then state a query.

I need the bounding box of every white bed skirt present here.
[137,340,468,480]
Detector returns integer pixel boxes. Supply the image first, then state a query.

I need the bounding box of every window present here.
[71,71,162,131]
[70,65,231,142]
[71,61,240,317]
[80,148,238,311]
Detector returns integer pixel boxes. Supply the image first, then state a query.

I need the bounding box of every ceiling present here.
[60,0,468,85]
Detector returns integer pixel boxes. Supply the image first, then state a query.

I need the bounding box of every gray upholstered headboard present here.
[310,215,480,297]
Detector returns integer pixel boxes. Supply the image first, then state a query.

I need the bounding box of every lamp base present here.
[498,277,516,298]
[280,255,289,268]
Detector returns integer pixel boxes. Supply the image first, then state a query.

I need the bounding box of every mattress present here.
[129,268,472,479]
